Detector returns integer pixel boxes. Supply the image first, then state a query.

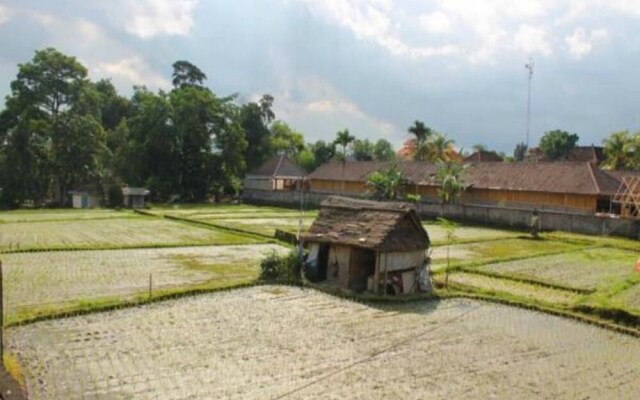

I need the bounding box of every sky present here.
[1,0,639,153]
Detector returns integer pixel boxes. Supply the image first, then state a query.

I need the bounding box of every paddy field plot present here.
[1,244,288,323]
[475,247,639,291]
[192,217,316,237]
[0,209,134,223]
[8,286,640,400]
[429,238,586,271]
[0,217,260,252]
[423,222,519,245]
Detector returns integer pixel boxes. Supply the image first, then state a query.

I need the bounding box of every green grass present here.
[430,237,587,271]
[423,222,519,245]
[475,247,639,291]
[0,209,136,223]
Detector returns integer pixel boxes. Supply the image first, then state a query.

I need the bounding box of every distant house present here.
[69,185,102,209]
[243,155,306,192]
[301,196,431,295]
[307,161,620,214]
[122,187,149,208]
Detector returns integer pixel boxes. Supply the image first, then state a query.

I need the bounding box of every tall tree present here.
[171,60,207,88]
[241,94,275,171]
[353,138,375,161]
[309,140,335,167]
[602,130,632,170]
[270,121,304,157]
[436,161,467,204]
[539,129,579,161]
[513,142,528,162]
[333,129,355,161]
[374,139,395,161]
[408,120,431,147]
[417,132,455,163]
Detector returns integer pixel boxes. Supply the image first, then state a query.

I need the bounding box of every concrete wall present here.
[243,189,640,239]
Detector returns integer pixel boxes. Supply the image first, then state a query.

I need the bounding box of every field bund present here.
[8,286,640,400]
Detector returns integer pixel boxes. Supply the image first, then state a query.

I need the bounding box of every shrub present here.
[260,249,302,284]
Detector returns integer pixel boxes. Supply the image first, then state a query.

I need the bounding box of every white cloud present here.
[108,0,199,39]
[513,25,552,56]
[298,0,460,59]
[0,5,14,26]
[565,27,608,59]
[268,73,397,143]
[94,57,170,90]
[419,11,453,34]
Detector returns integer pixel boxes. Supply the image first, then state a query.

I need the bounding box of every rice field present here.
[423,222,519,245]
[1,244,288,323]
[475,247,639,291]
[0,217,260,252]
[429,238,586,271]
[7,286,640,400]
[0,209,135,223]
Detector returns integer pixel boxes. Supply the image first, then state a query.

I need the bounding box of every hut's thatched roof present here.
[301,196,429,252]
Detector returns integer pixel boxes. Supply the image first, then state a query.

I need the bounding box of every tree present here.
[436,217,458,288]
[171,60,207,88]
[513,142,528,162]
[333,129,355,161]
[408,120,431,146]
[472,144,487,152]
[334,129,355,193]
[365,163,405,200]
[309,140,335,168]
[295,147,316,172]
[241,94,275,171]
[539,129,579,161]
[436,160,467,204]
[420,132,456,163]
[374,139,395,161]
[602,130,632,170]
[259,94,275,125]
[270,121,304,157]
[353,138,374,161]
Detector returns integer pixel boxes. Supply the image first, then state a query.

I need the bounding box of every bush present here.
[260,249,302,284]
[107,185,123,208]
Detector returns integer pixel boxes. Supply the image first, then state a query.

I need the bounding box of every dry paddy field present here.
[7,286,640,400]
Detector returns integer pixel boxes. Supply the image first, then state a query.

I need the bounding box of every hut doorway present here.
[349,248,375,292]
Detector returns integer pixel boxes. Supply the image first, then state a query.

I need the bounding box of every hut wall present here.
[327,245,351,288]
[309,179,365,194]
[459,188,598,212]
[244,177,273,191]
[380,250,425,272]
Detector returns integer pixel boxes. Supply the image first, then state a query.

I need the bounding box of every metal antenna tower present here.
[525,57,534,148]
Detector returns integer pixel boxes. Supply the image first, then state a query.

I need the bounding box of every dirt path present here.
[7,286,640,399]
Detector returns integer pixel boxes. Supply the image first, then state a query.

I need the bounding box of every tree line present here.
[0,48,397,207]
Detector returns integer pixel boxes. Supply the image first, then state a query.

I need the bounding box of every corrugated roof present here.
[249,155,306,178]
[301,196,430,252]
[308,161,620,196]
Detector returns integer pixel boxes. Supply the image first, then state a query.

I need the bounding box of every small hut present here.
[301,196,431,295]
[122,187,149,208]
[69,185,102,209]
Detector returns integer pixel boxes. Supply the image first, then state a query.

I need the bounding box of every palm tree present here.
[603,130,631,170]
[424,132,455,162]
[408,120,431,144]
[436,160,468,204]
[333,129,355,193]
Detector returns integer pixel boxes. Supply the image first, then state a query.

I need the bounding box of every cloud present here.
[268,73,397,144]
[0,5,14,25]
[513,25,552,56]
[108,0,199,39]
[419,11,453,34]
[565,27,608,59]
[94,57,170,90]
[298,0,460,59]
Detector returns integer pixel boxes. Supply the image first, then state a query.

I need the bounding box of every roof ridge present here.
[587,162,601,193]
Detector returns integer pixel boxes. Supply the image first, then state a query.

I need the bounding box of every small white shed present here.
[122,187,150,208]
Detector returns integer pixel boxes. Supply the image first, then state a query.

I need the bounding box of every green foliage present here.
[436,161,467,204]
[295,148,316,172]
[270,121,305,157]
[513,142,527,161]
[407,120,432,146]
[309,140,335,168]
[241,95,274,171]
[333,129,355,161]
[107,185,123,208]
[259,249,302,283]
[353,138,375,161]
[405,193,421,203]
[374,139,395,161]
[601,130,640,170]
[539,129,579,161]
[365,163,405,200]
[171,60,207,88]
